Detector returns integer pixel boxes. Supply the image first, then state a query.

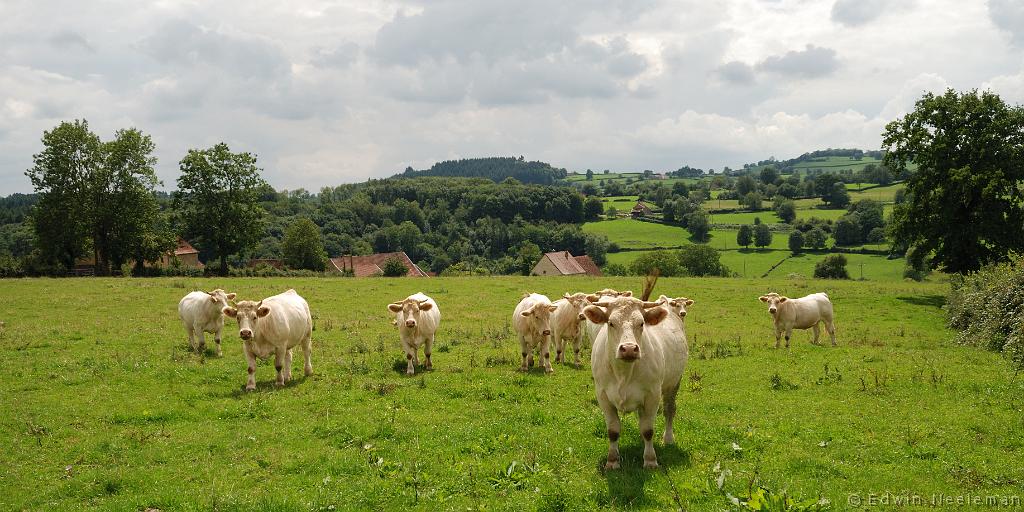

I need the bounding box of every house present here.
[159,237,204,268]
[531,251,603,277]
[329,252,429,277]
[630,201,654,219]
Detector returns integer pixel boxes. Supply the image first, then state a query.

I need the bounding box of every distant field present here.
[849,183,904,203]
[790,156,883,174]
[600,195,640,212]
[707,211,780,225]
[583,218,691,249]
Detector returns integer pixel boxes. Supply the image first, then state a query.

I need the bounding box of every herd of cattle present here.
[177,287,837,469]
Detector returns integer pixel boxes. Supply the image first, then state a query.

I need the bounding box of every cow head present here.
[521,300,559,337]
[758,293,788,316]
[584,296,666,362]
[586,288,633,303]
[563,292,591,321]
[222,300,270,341]
[208,289,237,309]
[388,297,433,329]
[658,294,694,320]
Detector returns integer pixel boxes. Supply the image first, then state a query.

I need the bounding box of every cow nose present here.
[405,320,416,328]
[542,329,551,336]
[240,329,252,340]
[769,308,777,314]
[679,311,686,317]
[618,343,640,360]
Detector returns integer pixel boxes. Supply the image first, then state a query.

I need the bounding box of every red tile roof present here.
[573,255,602,276]
[544,251,586,275]
[329,252,428,277]
[175,237,199,255]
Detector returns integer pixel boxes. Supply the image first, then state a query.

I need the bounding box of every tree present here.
[606,206,619,218]
[815,173,842,204]
[814,254,850,279]
[754,223,772,248]
[805,228,827,250]
[775,199,796,223]
[741,192,762,211]
[685,210,710,242]
[585,169,594,180]
[677,244,729,276]
[282,217,327,270]
[662,199,676,223]
[829,182,850,208]
[759,166,779,185]
[381,256,408,277]
[514,241,542,275]
[883,89,1024,273]
[629,250,682,277]
[777,183,799,199]
[833,215,862,246]
[788,230,804,254]
[737,224,753,248]
[583,196,603,221]
[848,199,884,239]
[736,175,757,196]
[25,120,100,270]
[176,143,268,275]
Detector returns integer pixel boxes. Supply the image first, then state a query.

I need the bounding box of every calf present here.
[758,292,836,348]
[223,289,313,391]
[513,293,559,373]
[657,295,694,324]
[586,296,688,469]
[551,292,590,367]
[178,289,236,356]
[387,293,440,375]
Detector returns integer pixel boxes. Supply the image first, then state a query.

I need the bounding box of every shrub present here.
[805,228,827,250]
[947,263,1024,367]
[629,250,683,277]
[685,211,710,242]
[381,257,409,277]
[602,263,628,276]
[788,231,804,254]
[677,245,729,277]
[775,200,796,223]
[866,227,886,244]
[813,254,849,279]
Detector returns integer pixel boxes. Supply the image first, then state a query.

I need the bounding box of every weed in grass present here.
[769,372,799,391]
[437,343,450,353]
[859,368,889,393]
[814,364,842,385]
[364,380,397,396]
[689,370,704,392]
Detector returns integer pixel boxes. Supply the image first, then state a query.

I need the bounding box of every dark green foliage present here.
[754,223,772,248]
[583,196,603,221]
[833,215,862,246]
[282,217,327,271]
[175,143,268,275]
[788,231,804,254]
[848,200,884,240]
[775,199,796,223]
[736,175,757,196]
[629,250,682,277]
[741,192,763,211]
[759,166,780,185]
[829,182,850,208]
[947,263,1024,366]
[677,244,730,276]
[685,210,711,242]
[884,89,1024,273]
[602,262,627,276]
[814,254,850,279]
[737,224,753,248]
[805,228,827,250]
[398,157,567,184]
[381,257,408,277]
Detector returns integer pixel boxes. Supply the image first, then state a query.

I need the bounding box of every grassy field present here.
[790,156,883,173]
[2,276,1021,511]
[583,219,691,249]
[600,196,640,212]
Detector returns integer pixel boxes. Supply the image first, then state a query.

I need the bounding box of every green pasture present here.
[583,219,691,249]
[1,276,1019,510]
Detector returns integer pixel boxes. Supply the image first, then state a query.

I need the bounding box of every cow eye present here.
[608,321,615,328]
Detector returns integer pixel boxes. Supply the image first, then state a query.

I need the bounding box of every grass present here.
[2,276,1021,511]
[600,195,640,211]
[583,218,691,249]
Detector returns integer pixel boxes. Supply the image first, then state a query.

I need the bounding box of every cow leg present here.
[662,383,680,445]
[403,340,416,376]
[554,332,564,363]
[194,325,207,353]
[811,323,821,345]
[424,334,434,370]
[302,332,313,376]
[774,326,782,349]
[244,346,257,391]
[283,348,293,382]
[185,325,196,351]
[784,327,793,348]
[213,323,223,357]
[598,397,622,470]
[826,318,837,346]
[519,335,529,372]
[572,333,583,368]
[274,348,286,386]
[640,399,660,469]
[541,335,553,374]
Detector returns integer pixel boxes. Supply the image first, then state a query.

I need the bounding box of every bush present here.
[602,263,628,276]
[947,263,1024,367]
[775,200,796,223]
[788,231,804,254]
[677,245,730,277]
[381,257,409,277]
[0,252,24,278]
[867,227,886,244]
[629,250,683,277]
[805,228,827,250]
[685,211,710,242]
[813,254,849,279]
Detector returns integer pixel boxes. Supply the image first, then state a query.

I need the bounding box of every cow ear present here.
[226,293,236,300]
[546,304,557,312]
[257,306,271,317]
[209,294,219,302]
[622,291,633,297]
[758,295,769,302]
[586,294,599,302]
[778,297,788,303]
[521,310,532,316]
[685,299,694,307]
[583,305,608,324]
[222,307,237,318]
[643,307,668,326]
[669,300,680,307]
[388,303,402,313]
[419,302,433,311]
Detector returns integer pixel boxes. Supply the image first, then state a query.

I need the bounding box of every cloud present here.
[47,30,94,52]
[757,45,839,78]
[716,61,756,85]
[989,0,1024,45]
[831,0,888,26]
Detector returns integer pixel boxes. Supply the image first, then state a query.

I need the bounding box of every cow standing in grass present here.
[178,289,236,356]
[388,292,440,375]
[585,296,688,469]
[758,292,836,348]
[657,295,694,325]
[551,292,590,367]
[513,293,559,374]
[223,289,313,391]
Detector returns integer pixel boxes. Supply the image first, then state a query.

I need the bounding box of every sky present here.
[1,0,1023,193]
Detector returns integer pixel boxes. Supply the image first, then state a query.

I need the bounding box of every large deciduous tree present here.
[883,89,1024,273]
[175,143,268,275]
[282,217,327,271]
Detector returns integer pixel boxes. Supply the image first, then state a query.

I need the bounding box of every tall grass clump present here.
[947,262,1024,366]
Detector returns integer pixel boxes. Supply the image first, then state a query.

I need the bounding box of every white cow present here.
[584,289,633,345]
[178,289,236,356]
[387,292,440,375]
[551,292,590,367]
[223,289,313,391]
[656,294,694,324]
[758,292,836,348]
[585,296,688,469]
[513,293,559,374]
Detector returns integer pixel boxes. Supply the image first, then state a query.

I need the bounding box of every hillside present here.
[396,157,568,185]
